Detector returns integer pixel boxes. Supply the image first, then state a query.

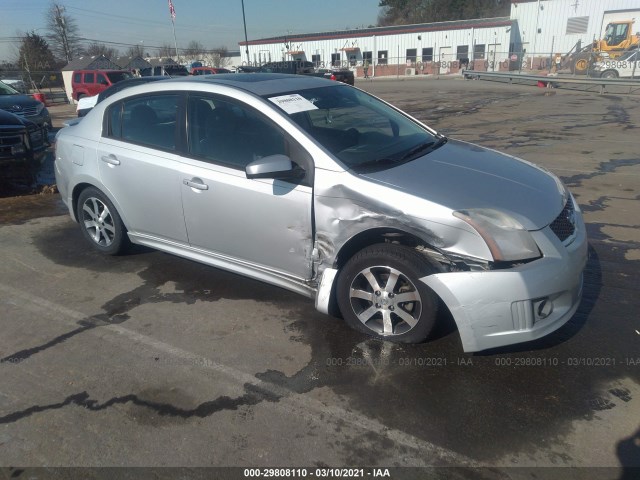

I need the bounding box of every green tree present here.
[378,0,509,26]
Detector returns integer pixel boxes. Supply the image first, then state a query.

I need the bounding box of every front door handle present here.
[101,154,120,166]
[183,178,209,190]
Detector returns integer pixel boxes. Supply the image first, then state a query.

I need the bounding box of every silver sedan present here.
[54,74,587,352]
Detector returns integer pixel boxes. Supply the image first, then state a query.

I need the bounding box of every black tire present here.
[336,243,439,343]
[76,187,129,255]
[571,54,591,75]
[601,70,619,79]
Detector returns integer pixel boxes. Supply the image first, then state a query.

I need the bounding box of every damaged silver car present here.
[54,74,587,352]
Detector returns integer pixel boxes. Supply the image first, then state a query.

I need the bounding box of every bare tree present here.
[85,42,118,59]
[45,1,82,62]
[211,46,231,67]
[126,44,144,57]
[157,43,174,57]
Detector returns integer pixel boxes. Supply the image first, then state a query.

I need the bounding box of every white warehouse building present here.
[239,0,640,77]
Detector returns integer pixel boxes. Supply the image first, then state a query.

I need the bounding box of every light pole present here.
[241,0,250,64]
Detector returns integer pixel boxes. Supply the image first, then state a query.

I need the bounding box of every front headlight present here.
[35,102,45,114]
[453,209,540,262]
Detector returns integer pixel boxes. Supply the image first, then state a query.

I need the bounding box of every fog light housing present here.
[11,145,26,155]
[534,298,553,320]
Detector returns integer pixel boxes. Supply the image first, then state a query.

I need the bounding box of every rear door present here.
[98,92,189,244]
[178,93,314,280]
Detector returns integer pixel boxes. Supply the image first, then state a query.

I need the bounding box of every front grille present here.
[5,105,39,117]
[549,198,576,242]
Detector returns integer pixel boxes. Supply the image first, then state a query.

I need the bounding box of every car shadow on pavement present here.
[617,425,640,477]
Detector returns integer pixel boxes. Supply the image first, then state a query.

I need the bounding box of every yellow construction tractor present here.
[569,20,639,75]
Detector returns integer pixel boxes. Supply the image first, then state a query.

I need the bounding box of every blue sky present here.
[0,0,382,62]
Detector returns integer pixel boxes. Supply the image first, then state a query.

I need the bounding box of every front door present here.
[179,94,314,280]
[439,47,452,74]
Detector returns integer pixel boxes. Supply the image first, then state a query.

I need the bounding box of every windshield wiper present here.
[400,136,447,161]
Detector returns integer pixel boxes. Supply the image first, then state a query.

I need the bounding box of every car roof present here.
[160,73,338,97]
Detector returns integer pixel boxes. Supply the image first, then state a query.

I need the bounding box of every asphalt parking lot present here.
[0,78,639,479]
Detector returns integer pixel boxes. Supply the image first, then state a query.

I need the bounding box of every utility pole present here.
[241,0,250,64]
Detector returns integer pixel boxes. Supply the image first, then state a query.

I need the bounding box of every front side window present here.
[186,94,287,169]
[97,73,108,86]
[108,94,178,151]
[270,85,439,172]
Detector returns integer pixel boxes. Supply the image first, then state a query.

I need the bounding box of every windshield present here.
[266,85,441,172]
[0,81,19,95]
[106,71,133,83]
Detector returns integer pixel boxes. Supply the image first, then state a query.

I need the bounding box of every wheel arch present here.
[316,227,449,316]
[332,227,448,272]
[70,181,130,230]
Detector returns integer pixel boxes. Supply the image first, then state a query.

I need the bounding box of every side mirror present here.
[245,154,296,179]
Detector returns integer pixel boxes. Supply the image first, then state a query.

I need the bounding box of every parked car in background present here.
[0,108,48,184]
[140,65,190,77]
[0,80,51,131]
[72,70,132,101]
[191,67,232,75]
[54,74,586,353]
[593,49,640,78]
[241,60,355,85]
[0,78,28,93]
[76,76,170,117]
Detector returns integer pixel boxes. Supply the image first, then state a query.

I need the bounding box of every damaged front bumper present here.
[422,220,588,353]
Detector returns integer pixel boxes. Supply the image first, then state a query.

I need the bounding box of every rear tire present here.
[336,243,439,343]
[76,187,129,255]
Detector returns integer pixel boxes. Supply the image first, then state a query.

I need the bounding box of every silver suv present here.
[54,74,587,352]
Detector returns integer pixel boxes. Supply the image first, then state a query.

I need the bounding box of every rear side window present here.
[84,72,95,83]
[107,94,179,151]
[73,72,81,83]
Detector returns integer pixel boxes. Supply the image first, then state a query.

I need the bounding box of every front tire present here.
[336,243,439,343]
[76,187,129,255]
[601,70,619,79]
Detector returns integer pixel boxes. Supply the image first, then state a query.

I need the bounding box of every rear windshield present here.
[106,71,133,83]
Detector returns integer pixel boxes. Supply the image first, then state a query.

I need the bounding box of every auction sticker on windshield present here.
[268,94,318,114]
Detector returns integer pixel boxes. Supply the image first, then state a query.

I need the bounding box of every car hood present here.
[0,108,30,127]
[358,139,565,230]
[0,94,40,109]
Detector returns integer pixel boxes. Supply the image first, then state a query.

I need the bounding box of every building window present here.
[406,48,417,63]
[566,16,589,34]
[331,53,341,67]
[312,54,321,67]
[422,48,433,62]
[363,51,372,64]
[378,50,388,65]
[456,45,469,60]
[474,44,486,60]
[349,54,357,66]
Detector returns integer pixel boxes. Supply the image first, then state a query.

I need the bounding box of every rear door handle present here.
[101,154,120,166]
[183,178,209,190]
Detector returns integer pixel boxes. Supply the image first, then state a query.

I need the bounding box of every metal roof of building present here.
[240,16,513,46]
